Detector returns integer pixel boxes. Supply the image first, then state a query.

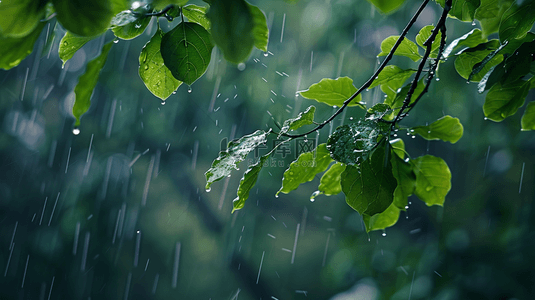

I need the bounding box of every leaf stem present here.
[284,0,431,139]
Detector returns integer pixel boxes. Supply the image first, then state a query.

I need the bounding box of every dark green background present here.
[0,0,534,299]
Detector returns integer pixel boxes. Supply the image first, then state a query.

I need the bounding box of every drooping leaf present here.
[467,41,508,81]
[377,36,422,62]
[411,115,464,143]
[317,162,345,196]
[500,40,535,84]
[362,203,401,232]
[207,0,254,64]
[454,48,504,81]
[139,28,182,100]
[415,25,443,58]
[448,0,481,22]
[483,80,530,122]
[276,144,333,196]
[205,130,270,190]
[369,65,416,89]
[73,41,114,127]
[247,3,269,52]
[111,10,151,40]
[232,150,273,212]
[0,22,45,70]
[475,0,513,36]
[59,31,94,66]
[341,142,397,216]
[366,0,407,14]
[0,0,48,38]
[411,155,451,206]
[498,0,535,43]
[327,119,391,166]
[182,4,210,30]
[299,77,364,108]
[443,28,487,58]
[365,103,394,122]
[391,151,415,209]
[52,0,114,37]
[390,138,406,159]
[278,106,315,138]
[160,22,213,86]
[521,102,535,131]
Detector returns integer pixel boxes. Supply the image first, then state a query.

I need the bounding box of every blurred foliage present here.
[0,0,534,299]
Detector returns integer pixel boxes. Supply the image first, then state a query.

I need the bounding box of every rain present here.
[1,0,535,299]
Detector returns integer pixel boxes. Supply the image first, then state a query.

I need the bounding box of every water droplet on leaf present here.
[72,128,80,135]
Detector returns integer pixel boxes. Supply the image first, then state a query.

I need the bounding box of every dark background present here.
[1,0,534,299]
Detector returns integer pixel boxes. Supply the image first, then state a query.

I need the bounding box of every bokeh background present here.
[1,0,534,299]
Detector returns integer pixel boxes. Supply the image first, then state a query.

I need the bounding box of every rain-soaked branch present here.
[282,0,431,138]
[139,4,178,21]
[393,0,452,123]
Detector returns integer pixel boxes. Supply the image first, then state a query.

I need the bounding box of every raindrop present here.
[161,101,166,105]
[310,190,320,201]
[72,128,80,135]
[206,187,211,192]
[382,231,386,237]
[237,63,246,71]
[188,87,192,93]
[264,52,269,57]
[134,24,142,29]
[113,39,119,44]
[484,117,488,121]
[435,78,440,81]
[405,205,409,209]
[144,65,149,70]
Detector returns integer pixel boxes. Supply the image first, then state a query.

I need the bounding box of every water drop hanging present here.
[72,128,80,135]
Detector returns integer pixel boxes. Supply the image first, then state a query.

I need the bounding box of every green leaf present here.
[390,138,406,159]
[366,0,407,14]
[415,25,442,58]
[232,152,272,212]
[362,203,401,232]
[59,31,94,66]
[207,0,254,64]
[247,3,269,52]
[377,36,422,62]
[317,163,345,196]
[467,41,508,81]
[341,142,397,216]
[111,9,151,40]
[521,102,535,131]
[454,48,504,81]
[475,0,513,36]
[205,130,270,190]
[160,22,213,86]
[411,115,464,143]
[443,29,487,58]
[152,0,189,10]
[0,22,45,70]
[499,0,535,43]
[483,80,530,122]
[500,40,535,84]
[52,0,114,37]
[448,0,481,22]
[182,4,210,30]
[365,103,394,121]
[73,41,114,127]
[139,28,182,100]
[276,144,333,196]
[299,77,364,108]
[369,65,416,89]
[411,155,451,206]
[278,106,315,138]
[386,79,425,110]
[0,0,47,38]
[327,119,391,166]
[391,151,415,209]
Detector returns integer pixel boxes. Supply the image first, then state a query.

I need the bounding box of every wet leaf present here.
[341,142,397,216]
[411,115,464,143]
[483,80,530,122]
[59,31,94,66]
[368,65,416,89]
[278,106,315,138]
[207,0,254,64]
[454,48,504,81]
[182,4,210,30]
[411,155,451,206]
[247,3,269,52]
[391,151,415,209]
[277,144,333,196]
[365,103,394,122]
[161,22,213,86]
[327,119,391,166]
[390,138,406,159]
[366,0,407,14]
[73,41,114,127]
[52,0,114,37]
[317,162,345,196]
[0,22,45,70]
[521,102,535,131]
[139,28,182,100]
[475,0,513,36]
[448,0,481,22]
[443,28,487,58]
[232,152,272,212]
[0,0,47,38]
[415,25,442,58]
[299,77,363,108]
[499,0,535,43]
[386,79,425,110]
[112,11,151,40]
[205,130,270,190]
[363,203,401,232]
[377,36,421,62]
[500,40,535,84]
